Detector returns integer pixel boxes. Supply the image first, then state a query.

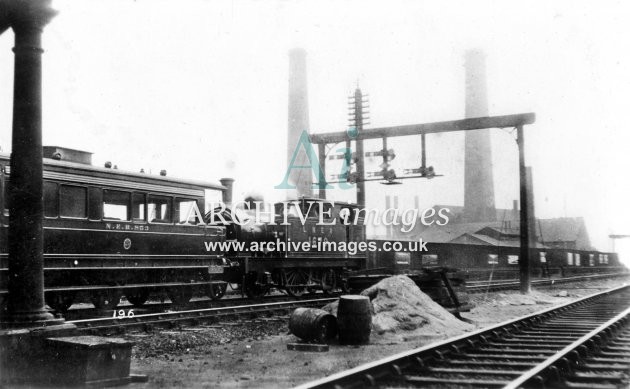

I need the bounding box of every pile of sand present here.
[323,275,472,336]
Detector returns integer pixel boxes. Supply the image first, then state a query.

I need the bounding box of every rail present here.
[69,297,337,333]
[296,284,630,389]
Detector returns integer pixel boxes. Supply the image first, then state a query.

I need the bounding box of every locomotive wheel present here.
[207,282,227,300]
[283,269,308,297]
[126,289,150,307]
[339,275,351,293]
[321,269,337,295]
[243,273,267,299]
[168,287,193,305]
[91,289,121,310]
[244,283,266,299]
[45,292,75,313]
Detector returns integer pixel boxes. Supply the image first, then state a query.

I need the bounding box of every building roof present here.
[416,215,592,250]
[431,204,520,223]
[537,217,592,248]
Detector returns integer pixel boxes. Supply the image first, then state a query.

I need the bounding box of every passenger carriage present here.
[0,147,227,312]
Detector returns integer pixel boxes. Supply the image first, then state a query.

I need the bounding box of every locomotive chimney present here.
[287,48,312,198]
[220,178,235,208]
[463,49,496,222]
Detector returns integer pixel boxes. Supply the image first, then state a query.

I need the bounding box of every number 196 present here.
[112,309,134,318]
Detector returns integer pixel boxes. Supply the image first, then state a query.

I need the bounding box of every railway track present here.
[466,272,628,293]
[297,284,630,389]
[68,296,337,334]
[61,292,340,321]
[59,272,626,321]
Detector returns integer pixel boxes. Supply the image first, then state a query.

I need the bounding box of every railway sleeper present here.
[424,367,525,376]
[572,371,628,381]
[507,334,579,341]
[402,375,509,387]
[447,360,536,369]
[563,381,622,389]
[456,353,549,361]
[581,362,630,370]
[476,347,558,354]
[489,341,572,348]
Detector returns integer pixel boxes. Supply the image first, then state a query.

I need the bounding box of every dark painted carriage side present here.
[0,149,227,311]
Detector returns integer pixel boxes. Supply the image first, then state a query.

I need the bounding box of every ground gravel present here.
[123,276,629,388]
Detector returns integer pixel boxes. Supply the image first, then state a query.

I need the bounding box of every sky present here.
[1,0,629,263]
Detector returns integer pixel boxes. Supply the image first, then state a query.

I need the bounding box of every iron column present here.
[3,0,59,326]
[517,125,531,293]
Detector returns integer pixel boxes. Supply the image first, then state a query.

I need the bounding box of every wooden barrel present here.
[337,295,372,345]
[289,308,338,343]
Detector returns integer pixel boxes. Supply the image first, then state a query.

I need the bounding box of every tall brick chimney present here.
[287,48,312,198]
[463,49,496,222]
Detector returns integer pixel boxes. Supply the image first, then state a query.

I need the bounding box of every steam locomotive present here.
[208,198,365,299]
[0,147,366,312]
[0,147,623,313]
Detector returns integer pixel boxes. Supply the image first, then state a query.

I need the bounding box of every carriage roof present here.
[0,152,225,194]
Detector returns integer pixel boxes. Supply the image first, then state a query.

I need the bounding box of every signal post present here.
[311,112,536,294]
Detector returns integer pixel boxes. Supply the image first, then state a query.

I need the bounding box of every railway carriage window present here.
[589,254,595,266]
[604,254,609,264]
[132,193,146,221]
[394,252,411,266]
[43,181,58,217]
[103,190,130,221]
[487,254,499,265]
[567,252,574,266]
[60,185,87,218]
[422,254,439,265]
[176,198,200,224]
[539,252,547,263]
[507,255,519,265]
[575,253,581,266]
[148,195,172,223]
